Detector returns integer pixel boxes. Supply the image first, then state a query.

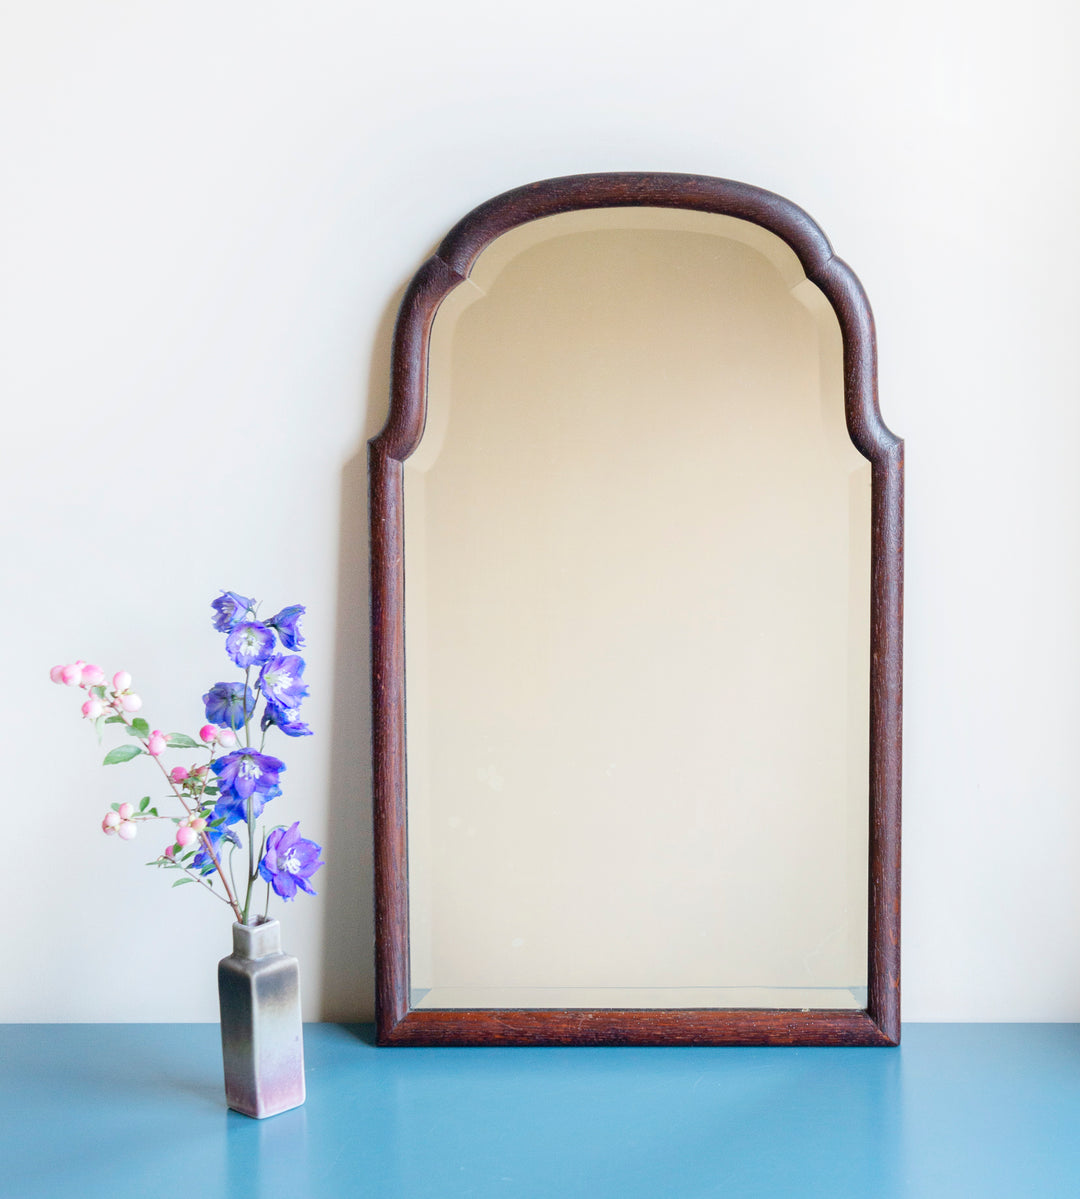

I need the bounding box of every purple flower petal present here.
[267,605,306,651]
[260,697,312,738]
[225,622,276,669]
[211,591,254,632]
[258,822,324,901]
[203,682,257,730]
[212,749,285,803]
[259,654,309,709]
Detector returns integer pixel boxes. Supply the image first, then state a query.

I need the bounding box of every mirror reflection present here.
[403,209,870,1010]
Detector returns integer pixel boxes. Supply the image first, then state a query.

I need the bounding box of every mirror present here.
[370,174,902,1046]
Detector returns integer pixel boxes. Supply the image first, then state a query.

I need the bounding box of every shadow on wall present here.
[318,282,409,1021]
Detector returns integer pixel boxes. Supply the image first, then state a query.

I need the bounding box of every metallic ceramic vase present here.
[218,917,306,1118]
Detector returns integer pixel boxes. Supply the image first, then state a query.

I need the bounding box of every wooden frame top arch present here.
[369,172,903,1046]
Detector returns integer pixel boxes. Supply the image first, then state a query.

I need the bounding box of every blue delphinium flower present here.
[259,654,308,708]
[203,681,257,730]
[213,747,285,802]
[266,605,305,651]
[261,697,312,738]
[212,783,281,827]
[211,591,254,632]
[258,822,324,900]
[225,622,276,669]
[191,823,241,875]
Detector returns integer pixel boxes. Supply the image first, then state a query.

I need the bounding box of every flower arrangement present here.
[51,591,324,925]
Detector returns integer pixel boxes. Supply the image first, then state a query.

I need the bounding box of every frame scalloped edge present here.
[369,172,903,1048]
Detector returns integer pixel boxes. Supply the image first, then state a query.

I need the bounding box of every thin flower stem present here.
[263,881,271,919]
[113,707,243,922]
[239,666,259,923]
[243,667,252,749]
[238,666,258,924]
[227,840,240,905]
[169,859,232,906]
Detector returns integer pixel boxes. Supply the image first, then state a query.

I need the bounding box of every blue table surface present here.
[2,1023,1079,1198]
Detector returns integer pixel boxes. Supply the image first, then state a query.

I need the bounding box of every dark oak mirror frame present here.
[370,172,903,1046]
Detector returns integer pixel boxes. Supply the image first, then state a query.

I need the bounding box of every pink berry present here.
[164,845,175,859]
[102,812,121,832]
[169,766,189,783]
[117,821,137,841]
[81,664,105,686]
[190,816,207,833]
[61,663,83,686]
[113,670,131,693]
[199,724,217,744]
[49,665,66,684]
[118,802,134,820]
[175,825,197,848]
[120,693,143,712]
[217,728,238,748]
[147,731,167,756]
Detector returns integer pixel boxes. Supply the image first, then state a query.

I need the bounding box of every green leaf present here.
[148,807,159,818]
[166,733,200,749]
[104,715,125,725]
[203,786,219,797]
[131,717,150,737]
[103,744,142,765]
[90,685,106,699]
[111,802,121,812]
[138,797,150,813]
[172,878,193,888]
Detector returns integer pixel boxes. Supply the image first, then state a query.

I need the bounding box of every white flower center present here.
[281,850,301,875]
[238,757,260,780]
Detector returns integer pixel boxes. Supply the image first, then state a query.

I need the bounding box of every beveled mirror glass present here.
[370,174,902,1046]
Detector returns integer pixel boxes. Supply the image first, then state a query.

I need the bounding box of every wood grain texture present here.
[381,1009,896,1048]
[369,172,903,1048]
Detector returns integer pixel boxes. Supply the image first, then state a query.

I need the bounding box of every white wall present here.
[3,0,1077,1022]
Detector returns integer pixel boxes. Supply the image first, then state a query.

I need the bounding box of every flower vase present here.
[218,917,305,1118]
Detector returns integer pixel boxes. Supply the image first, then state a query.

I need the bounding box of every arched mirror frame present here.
[370,172,903,1047]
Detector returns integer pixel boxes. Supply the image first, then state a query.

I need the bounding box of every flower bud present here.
[102,811,121,832]
[61,663,83,686]
[118,802,134,820]
[169,766,189,783]
[216,728,238,748]
[81,664,105,686]
[49,665,66,684]
[120,693,143,712]
[199,724,217,744]
[117,821,137,841]
[192,765,209,779]
[147,730,167,756]
[175,825,197,848]
[113,670,132,693]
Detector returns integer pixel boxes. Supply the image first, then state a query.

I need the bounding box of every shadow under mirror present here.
[402,208,871,1012]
